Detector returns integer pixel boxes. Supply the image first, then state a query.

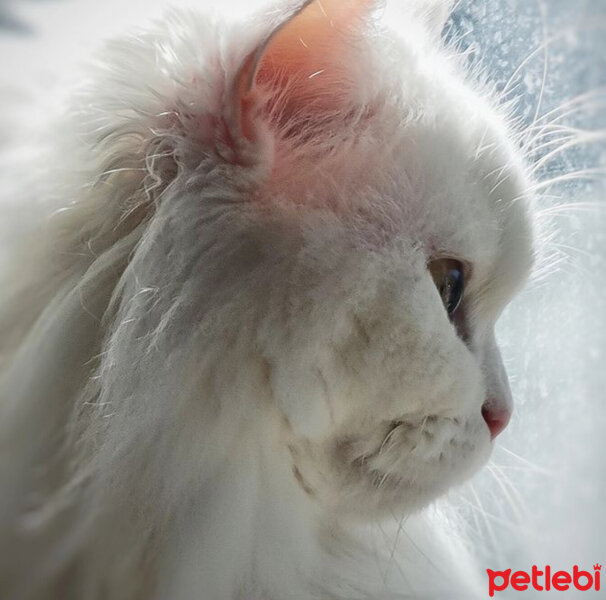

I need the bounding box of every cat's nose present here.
[481,402,511,440]
[481,334,513,440]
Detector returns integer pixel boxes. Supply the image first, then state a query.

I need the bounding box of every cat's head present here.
[81,0,534,518]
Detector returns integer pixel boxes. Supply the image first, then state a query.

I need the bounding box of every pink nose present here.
[482,403,511,440]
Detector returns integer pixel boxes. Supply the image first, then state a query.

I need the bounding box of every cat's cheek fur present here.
[286,413,491,516]
[256,238,491,516]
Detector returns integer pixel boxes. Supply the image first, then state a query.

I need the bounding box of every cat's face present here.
[86,0,533,519]
[221,0,534,516]
[261,83,534,515]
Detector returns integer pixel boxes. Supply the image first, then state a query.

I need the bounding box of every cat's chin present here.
[366,422,493,515]
[357,423,492,516]
[288,411,493,518]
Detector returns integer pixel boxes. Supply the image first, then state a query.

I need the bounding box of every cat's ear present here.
[224,0,376,161]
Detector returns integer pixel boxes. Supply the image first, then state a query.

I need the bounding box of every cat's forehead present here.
[366,39,534,296]
[411,84,532,290]
[278,76,533,287]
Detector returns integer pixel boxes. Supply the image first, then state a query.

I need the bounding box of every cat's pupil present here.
[429,258,465,317]
[440,269,463,314]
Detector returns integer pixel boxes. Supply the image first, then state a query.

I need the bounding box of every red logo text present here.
[486,564,601,597]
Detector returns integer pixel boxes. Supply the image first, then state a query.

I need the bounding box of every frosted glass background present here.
[0,0,604,596]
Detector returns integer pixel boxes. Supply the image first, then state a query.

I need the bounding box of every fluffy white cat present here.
[0,1,534,598]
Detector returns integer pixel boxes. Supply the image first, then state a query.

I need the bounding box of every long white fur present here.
[0,1,534,599]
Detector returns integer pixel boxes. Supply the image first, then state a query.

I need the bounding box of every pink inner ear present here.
[237,0,374,139]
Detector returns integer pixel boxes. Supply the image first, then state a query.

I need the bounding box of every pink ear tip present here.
[481,403,511,440]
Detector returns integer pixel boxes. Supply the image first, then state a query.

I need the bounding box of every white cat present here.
[0,1,534,598]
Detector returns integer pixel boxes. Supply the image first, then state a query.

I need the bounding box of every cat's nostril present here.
[481,403,511,440]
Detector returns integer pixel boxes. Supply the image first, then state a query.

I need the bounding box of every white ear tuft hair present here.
[387,0,455,37]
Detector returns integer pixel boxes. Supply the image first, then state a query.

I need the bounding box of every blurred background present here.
[0,0,604,597]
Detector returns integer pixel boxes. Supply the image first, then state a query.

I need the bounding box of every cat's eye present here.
[429,258,465,316]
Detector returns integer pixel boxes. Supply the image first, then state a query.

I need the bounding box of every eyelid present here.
[428,256,473,284]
